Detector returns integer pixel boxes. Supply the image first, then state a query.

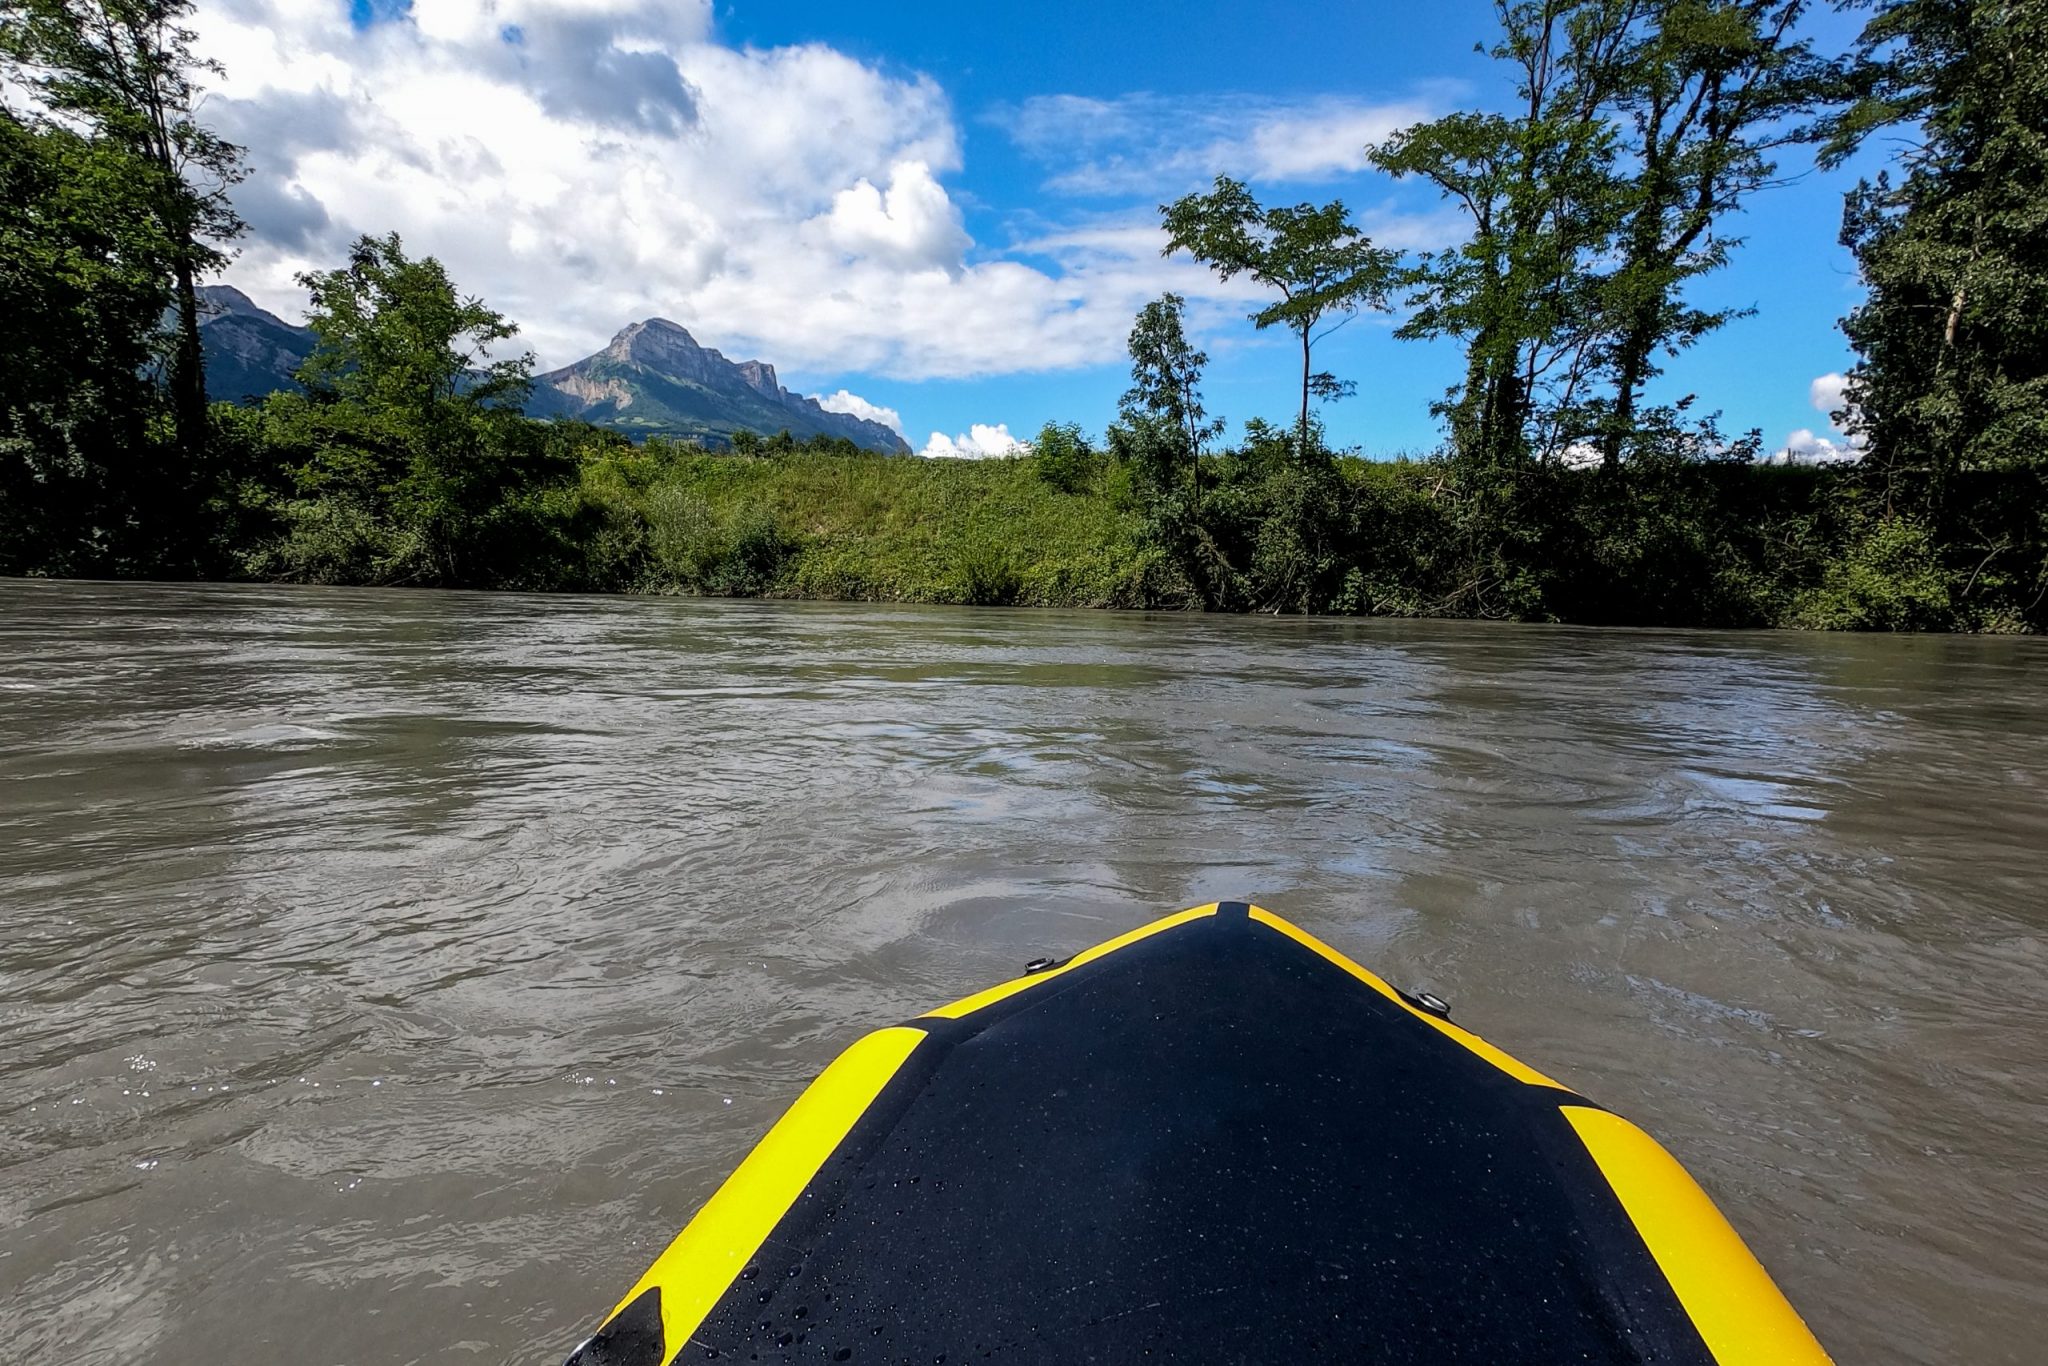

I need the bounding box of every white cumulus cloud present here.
[1773,371,1867,462]
[1769,428,1863,465]
[177,0,1224,381]
[921,424,1023,459]
[813,160,969,270]
[817,389,905,437]
[1810,371,1849,417]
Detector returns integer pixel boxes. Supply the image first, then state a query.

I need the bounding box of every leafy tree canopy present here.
[1162,177,1395,457]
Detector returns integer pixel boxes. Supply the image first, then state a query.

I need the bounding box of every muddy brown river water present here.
[1,580,2044,1363]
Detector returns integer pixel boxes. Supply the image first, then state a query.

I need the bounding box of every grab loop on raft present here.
[1410,991,1452,1019]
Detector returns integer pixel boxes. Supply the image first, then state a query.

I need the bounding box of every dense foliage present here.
[1,0,2043,630]
[1825,0,2048,495]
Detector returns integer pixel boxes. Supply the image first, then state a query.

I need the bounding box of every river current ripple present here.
[1,581,2043,1363]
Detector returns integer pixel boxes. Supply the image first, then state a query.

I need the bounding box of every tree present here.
[1161,178,1396,457]
[1372,0,1818,467]
[1821,0,2048,490]
[298,233,532,420]
[0,107,176,573]
[1,0,245,455]
[1372,1,1634,466]
[275,233,541,583]
[1593,0,1830,466]
[1121,294,1221,495]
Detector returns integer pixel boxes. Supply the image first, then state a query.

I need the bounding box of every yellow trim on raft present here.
[1562,1107,1833,1365]
[1247,906,1569,1091]
[923,904,1220,1020]
[600,1025,928,1366]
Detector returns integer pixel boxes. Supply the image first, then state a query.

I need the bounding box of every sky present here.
[192,0,1883,460]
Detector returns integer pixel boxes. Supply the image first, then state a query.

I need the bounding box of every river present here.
[1,580,2043,1363]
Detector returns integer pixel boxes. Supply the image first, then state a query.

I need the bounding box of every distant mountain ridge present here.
[527,318,909,453]
[194,289,909,454]
[196,285,317,404]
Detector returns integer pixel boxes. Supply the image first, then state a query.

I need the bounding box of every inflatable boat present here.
[561,903,1831,1364]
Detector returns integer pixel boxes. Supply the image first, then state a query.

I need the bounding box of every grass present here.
[574,445,1182,608]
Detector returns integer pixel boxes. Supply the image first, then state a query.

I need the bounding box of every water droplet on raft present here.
[740,1265,759,1280]
[835,1351,853,1362]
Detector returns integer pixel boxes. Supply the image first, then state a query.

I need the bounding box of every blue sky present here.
[201,0,1882,458]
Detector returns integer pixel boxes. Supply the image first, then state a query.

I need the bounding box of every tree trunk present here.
[1299,329,1312,458]
[1603,310,1658,470]
[168,253,208,451]
[1486,355,1525,466]
[1942,213,1980,353]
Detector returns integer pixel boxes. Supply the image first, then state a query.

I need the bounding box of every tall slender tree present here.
[1,0,244,454]
[1161,177,1396,458]
[1373,0,1818,466]
[1821,0,2048,491]
[1122,293,1222,495]
[1372,0,1636,465]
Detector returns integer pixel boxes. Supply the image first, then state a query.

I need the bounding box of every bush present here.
[1793,515,1956,630]
[1031,421,1099,494]
[644,482,724,587]
[716,501,794,595]
[950,536,1023,606]
[637,480,792,595]
[247,495,405,585]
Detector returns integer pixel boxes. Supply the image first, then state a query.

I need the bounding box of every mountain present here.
[194,295,909,454]
[196,285,315,402]
[526,318,911,453]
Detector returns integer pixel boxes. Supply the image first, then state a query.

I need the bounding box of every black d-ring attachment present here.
[1413,991,1452,1019]
[1023,956,1062,975]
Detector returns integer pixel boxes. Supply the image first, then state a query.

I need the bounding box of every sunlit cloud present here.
[920,423,1022,459]
[187,0,1226,382]
[1770,427,1864,465]
[817,389,906,438]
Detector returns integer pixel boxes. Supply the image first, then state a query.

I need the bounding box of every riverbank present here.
[249,431,2046,633]
[10,410,2045,632]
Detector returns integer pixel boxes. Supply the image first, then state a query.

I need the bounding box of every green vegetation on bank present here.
[392,426,2033,632]
[3,0,2045,631]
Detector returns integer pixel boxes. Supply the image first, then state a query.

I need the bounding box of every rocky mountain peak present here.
[735,360,781,398]
[194,293,912,454]
[603,318,704,368]
[196,284,272,320]
[531,318,910,452]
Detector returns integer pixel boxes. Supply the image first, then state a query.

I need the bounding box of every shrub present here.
[951,536,1023,606]
[1793,516,1956,631]
[1031,421,1099,494]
